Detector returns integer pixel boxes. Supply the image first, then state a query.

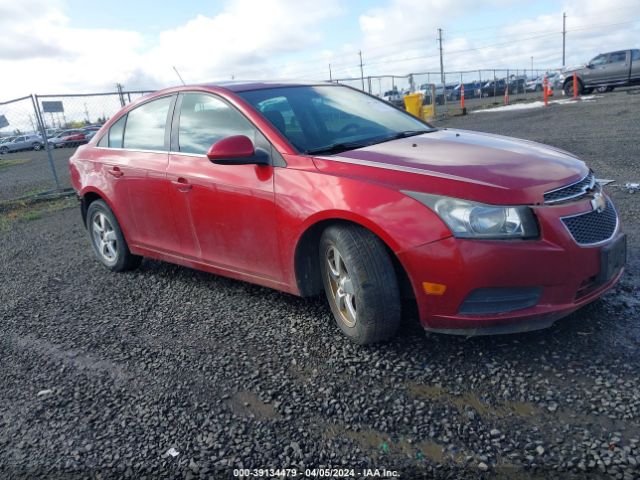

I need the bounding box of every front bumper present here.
[398,196,624,334]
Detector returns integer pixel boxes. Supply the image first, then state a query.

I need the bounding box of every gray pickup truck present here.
[562,49,640,96]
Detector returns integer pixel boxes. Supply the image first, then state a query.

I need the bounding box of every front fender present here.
[274,164,452,291]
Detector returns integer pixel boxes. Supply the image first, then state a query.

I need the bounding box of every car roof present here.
[199,80,331,92]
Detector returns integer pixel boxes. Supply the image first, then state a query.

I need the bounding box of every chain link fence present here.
[335,68,564,114]
[0,90,153,202]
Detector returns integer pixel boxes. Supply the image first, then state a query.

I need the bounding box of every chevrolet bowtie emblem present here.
[591,191,606,213]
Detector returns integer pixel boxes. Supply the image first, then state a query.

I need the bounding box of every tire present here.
[0,146,7,155]
[32,143,42,151]
[319,224,401,345]
[564,79,582,96]
[86,200,142,272]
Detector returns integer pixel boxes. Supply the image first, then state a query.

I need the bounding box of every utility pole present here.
[358,51,365,91]
[437,28,444,86]
[562,12,566,67]
[329,64,332,82]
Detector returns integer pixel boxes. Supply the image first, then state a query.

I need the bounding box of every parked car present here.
[0,136,17,145]
[49,129,88,148]
[70,81,625,344]
[480,79,508,97]
[45,128,62,138]
[0,134,43,154]
[448,82,482,101]
[382,88,403,107]
[561,49,640,95]
[527,72,561,92]
[508,78,527,94]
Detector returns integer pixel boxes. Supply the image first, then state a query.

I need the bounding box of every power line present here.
[269,17,640,80]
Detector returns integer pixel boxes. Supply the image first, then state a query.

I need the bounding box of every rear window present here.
[108,115,126,148]
[123,96,172,151]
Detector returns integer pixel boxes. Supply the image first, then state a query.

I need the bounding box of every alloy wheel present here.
[325,245,357,327]
[91,212,118,263]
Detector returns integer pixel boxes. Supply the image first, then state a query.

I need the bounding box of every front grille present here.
[561,198,618,245]
[544,172,595,204]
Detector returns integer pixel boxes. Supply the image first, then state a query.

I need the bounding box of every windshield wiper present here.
[305,130,434,155]
[388,129,433,140]
[305,141,374,155]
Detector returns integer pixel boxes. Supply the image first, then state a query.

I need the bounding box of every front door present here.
[582,53,609,86]
[167,92,282,281]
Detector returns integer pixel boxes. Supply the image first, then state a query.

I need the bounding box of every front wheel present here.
[319,224,401,345]
[564,79,583,96]
[0,146,7,154]
[86,200,142,272]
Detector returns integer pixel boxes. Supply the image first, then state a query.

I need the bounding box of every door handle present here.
[172,178,193,191]
[107,167,123,178]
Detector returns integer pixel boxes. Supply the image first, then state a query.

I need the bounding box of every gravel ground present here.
[1,90,639,479]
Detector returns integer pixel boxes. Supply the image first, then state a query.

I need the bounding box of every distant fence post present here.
[31,94,60,190]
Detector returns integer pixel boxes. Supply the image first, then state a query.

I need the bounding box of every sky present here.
[1,0,639,100]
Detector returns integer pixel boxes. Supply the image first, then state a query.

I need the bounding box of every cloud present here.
[143,0,343,84]
[0,0,342,98]
[0,0,638,101]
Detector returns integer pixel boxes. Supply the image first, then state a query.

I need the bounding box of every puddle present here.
[323,425,459,463]
[407,382,539,419]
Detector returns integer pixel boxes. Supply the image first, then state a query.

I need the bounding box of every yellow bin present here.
[403,93,423,118]
[421,104,435,121]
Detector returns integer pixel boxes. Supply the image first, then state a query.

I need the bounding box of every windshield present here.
[238,85,434,154]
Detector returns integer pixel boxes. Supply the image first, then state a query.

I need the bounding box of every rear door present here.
[631,49,640,81]
[605,50,630,84]
[167,92,282,280]
[96,95,180,253]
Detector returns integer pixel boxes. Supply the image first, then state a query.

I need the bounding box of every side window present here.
[177,93,256,155]
[633,50,640,61]
[123,96,172,151]
[608,51,627,63]
[108,115,126,148]
[590,54,607,66]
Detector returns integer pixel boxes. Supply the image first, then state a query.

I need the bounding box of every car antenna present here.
[173,66,186,86]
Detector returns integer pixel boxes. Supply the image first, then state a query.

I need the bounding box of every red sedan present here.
[69,82,625,344]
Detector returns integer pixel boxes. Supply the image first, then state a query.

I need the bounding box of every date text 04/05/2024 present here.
[232,468,400,478]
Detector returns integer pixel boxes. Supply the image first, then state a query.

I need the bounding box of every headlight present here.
[403,191,539,239]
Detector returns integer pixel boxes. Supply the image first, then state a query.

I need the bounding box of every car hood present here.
[313,129,588,205]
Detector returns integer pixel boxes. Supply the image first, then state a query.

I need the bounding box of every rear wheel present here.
[0,146,7,154]
[319,224,401,345]
[32,143,42,151]
[87,200,142,272]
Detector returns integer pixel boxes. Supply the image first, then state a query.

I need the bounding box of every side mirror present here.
[586,63,594,69]
[206,135,269,166]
